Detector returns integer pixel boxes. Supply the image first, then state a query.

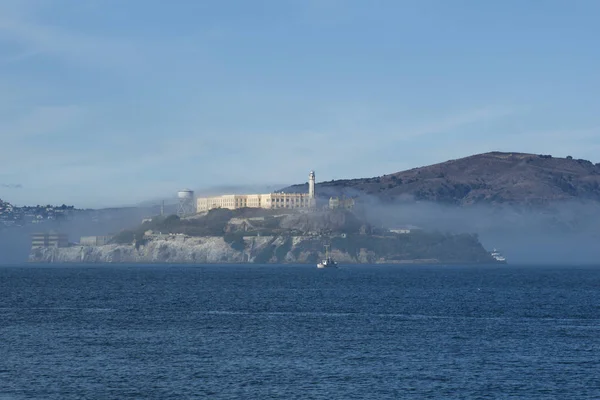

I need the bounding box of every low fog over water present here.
[361,198,600,265]
[0,207,159,264]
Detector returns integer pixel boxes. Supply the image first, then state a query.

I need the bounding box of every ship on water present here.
[490,249,507,263]
[317,244,338,269]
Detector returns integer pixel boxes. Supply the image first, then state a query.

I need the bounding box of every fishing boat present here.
[317,244,338,269]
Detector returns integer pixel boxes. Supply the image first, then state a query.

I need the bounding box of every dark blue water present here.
[1,264,599,399]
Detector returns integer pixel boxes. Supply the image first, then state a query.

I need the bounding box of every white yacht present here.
[317,245,338,269]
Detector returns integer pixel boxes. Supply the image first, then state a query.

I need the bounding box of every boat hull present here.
[317,263,337,268]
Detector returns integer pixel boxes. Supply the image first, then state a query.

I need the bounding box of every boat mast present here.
[324,244,330,259]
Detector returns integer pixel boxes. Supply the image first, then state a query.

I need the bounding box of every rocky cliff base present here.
[29,232,497,264]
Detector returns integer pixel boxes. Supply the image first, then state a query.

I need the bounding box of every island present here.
[29,208,501,265]
[19,151,600,265]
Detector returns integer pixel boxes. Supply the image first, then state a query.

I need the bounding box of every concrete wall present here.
[80,236,112,246]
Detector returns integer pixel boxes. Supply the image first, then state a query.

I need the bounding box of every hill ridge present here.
[285,152,600,206]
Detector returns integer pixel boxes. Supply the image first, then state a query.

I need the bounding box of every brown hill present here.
[287,152,600,206]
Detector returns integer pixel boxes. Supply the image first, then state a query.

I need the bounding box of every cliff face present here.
[29,236,359,264]
[31,236,250,264]
[29,232,497,264]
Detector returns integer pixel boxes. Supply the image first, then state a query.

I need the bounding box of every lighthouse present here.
[309,170,316,207]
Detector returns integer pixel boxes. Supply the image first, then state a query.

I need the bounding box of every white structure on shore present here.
[177,189,196,217]
[197,171,316,212]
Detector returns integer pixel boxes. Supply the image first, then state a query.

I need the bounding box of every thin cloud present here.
[399,106,518,140]
[0,105,84,140]
[176,105,521,185]
[0,1,148,71]
[0,49,42,66]
[0,1,215,74]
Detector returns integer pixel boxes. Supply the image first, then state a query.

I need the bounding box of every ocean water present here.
[1,264,599,399]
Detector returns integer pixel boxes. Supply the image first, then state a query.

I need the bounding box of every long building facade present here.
[197,171,316,212]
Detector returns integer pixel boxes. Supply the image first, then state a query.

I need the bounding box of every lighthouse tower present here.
[308,170,316,207]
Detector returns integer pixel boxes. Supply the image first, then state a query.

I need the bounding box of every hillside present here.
[286,152,600,206]
[32,208,499,265]
[110,208,372,244]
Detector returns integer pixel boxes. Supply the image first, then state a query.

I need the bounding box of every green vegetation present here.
[108,207,494,264]
[111,208,369,246]
[111,230,136,245]
[287,231,493,264]
[274,237,293,261]
[223,232,246,252]
[254,242,276,264]
[111,209,237,244]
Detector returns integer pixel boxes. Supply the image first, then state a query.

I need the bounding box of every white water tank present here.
[177,189,194,199]
[177,189,195,216]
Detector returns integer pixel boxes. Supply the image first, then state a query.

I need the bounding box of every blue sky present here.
[1,0,599,208]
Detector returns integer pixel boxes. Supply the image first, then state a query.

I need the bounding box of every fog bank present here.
[360,198,600,264]
[0,206,162,264]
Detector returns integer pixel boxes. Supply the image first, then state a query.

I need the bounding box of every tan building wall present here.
[197,195,240,212]
[268,193,313,209]
[197,192,314,212]
[196,171,317,213]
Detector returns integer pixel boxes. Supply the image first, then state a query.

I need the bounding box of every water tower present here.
[177,189,195,217]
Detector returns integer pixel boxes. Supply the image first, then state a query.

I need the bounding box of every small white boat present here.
[490,248,506,263]
[317,244,338,268]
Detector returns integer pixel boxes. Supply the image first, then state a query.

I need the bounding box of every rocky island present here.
[29,208,500,265]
